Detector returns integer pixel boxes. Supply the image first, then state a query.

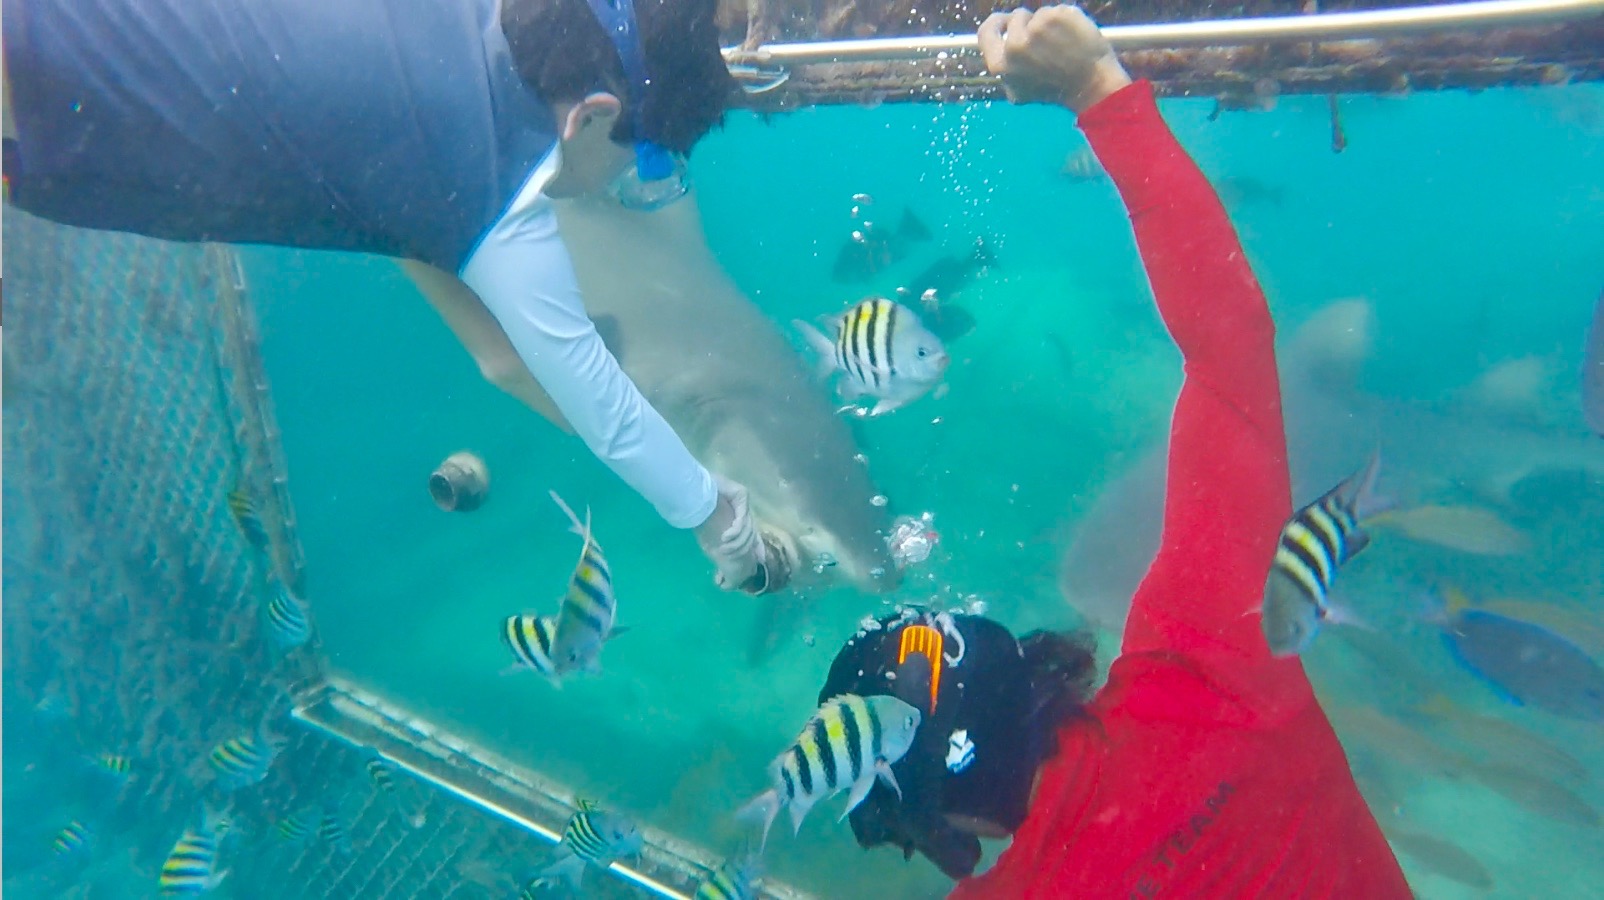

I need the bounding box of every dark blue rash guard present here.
[4,0,552,270]
[2,0,722,530]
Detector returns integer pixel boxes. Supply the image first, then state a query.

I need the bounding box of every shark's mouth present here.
[749,529,797,595]
[748,518,901,595]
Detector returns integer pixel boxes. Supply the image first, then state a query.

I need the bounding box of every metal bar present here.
[293,677,815,900]
[723,0,1604,66]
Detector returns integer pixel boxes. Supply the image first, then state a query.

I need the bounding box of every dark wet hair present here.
[500,0,736,155]
[1018,628,1099,759]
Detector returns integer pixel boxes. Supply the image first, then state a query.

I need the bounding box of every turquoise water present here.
[8,84,1603,898]
[239,85,1604,898]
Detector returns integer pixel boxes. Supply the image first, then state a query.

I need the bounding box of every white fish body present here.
[735,693,922,849]
[794,298,948,417]
[535,803,642,892]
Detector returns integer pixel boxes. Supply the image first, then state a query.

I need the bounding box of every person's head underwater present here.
[818,607,1098,879]
[501,0,735,206]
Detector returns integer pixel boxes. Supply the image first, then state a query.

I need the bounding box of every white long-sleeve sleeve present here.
[459,149,717,529]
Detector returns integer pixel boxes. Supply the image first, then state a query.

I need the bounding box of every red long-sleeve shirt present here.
[949,82,1411,899]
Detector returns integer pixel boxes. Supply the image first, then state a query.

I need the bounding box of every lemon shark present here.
[550,190,898,596]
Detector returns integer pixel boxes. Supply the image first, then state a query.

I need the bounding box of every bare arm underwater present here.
[401,258,575,435]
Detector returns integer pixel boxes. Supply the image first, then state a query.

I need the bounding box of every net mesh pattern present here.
[1,209,731,899]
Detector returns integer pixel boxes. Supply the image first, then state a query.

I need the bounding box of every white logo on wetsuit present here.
[946,729,976,773]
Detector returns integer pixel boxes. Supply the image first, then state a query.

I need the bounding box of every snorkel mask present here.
[584,0,690,211]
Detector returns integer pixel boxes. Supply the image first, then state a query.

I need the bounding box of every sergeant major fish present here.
[795,298,949,418]
[207,718,287,791]
[264,582,311,651]
[367,756,427,828]
[501,613,563,685]
[86,751,134,781]
[533,799,643,892]
[735,693,922,848]
[1261,451,1387,656]
[546,490,628,677]
[52,820,91,857]
[159,808,232,896]
[318,808,353,858]
[694,851,762,900]
[273,809,316,845]
[227,485,269,552]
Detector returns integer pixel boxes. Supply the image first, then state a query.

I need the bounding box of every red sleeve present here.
[1079,82,1292,666]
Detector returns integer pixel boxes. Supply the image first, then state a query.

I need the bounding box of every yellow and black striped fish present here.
[694,853,761,900]
[545,491,625,678]
[90,752,134,779]
[795,297,948,417]
[273,810,315,845]
[365,756,427,828]
[318,810,352,857]
[736,693,922,849]
[366,757,397,794]
[159,811,231,895]
[208,728,280,791]
[264,583,311,650]
[1261,452,1385,657]
[534,799,642,891]
[501,613,561,682]
[53,820,91,856]
[227,486,269,551]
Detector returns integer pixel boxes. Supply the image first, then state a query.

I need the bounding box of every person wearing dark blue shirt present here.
[3,0,770,589]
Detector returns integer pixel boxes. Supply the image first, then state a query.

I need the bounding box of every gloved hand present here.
[977,5,1133,114]
[694,475,769,593]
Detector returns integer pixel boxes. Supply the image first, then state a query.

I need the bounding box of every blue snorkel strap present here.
[584,0,675,181]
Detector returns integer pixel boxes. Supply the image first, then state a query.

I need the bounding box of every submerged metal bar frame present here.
[723,0,1604,66]
[293,677,814,900]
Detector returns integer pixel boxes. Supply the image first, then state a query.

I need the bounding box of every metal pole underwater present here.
[724,0,1604,67]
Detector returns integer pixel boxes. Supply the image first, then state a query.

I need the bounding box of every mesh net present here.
[2,206,323,882]
[1,209,792,899]
[3,204,319,789]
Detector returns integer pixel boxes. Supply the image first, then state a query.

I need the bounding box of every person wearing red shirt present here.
[815,7,1413,897]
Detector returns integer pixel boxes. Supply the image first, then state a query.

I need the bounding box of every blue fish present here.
[1431,588,1604,722]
